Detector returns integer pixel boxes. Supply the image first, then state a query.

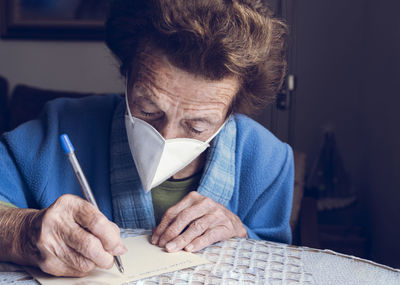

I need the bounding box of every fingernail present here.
[166,242,176,252]
[114,244,127,255]
[185,244,193,252]
[151,235,158,245]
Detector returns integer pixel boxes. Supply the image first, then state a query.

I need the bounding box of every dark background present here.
[292,0,400,268]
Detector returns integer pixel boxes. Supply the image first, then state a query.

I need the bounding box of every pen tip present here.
[114,256,124,273]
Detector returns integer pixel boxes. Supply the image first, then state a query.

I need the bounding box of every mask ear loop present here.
[204,116,230,144]
[125,73,135,119]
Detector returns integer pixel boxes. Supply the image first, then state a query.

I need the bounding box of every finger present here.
[184,225,230,252]
[158,201,213,247]
[64,224,114,270]
[62,245,97,274]
[165,214,219,252]
[72,200,127,256]
[38,240,96,277]
[152,192,200,244]
[39,255,92,277]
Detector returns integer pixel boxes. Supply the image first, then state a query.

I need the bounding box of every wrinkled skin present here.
[0,194,127,277]
[127,51,248,251]
[152,191,247,252]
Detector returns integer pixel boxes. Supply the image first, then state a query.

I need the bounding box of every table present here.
[1,229,399,284]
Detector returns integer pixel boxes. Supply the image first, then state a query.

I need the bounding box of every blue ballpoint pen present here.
[60,134,124,274]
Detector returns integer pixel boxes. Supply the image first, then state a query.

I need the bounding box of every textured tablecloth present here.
[1,229,399,284]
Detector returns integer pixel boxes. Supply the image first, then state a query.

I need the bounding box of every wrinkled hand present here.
[151,191,247,252]
[21,194,127,277]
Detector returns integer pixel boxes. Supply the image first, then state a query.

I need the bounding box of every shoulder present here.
[5,94,123,150]
[36,94,123,148]
[234,114,293,182]
[42,94,122,122]
[1,94,123,208]
[43,94,124,150]
[234,114,282,144]
[234,113,291,161]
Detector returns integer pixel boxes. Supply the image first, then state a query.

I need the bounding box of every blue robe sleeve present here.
[0,105,59,209]
[0,95,119,219]
[0,99,78,209]
[0,137,31,207]
[243,144,294,243]
[233,115,294,244]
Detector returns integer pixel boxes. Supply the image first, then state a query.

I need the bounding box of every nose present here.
[159,121,181,140]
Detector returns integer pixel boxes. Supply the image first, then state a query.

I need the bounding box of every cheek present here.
[199,131,215,141]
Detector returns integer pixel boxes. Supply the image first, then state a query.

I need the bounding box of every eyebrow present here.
[133,85,160,106]
[137,95,158,106]
[134,83,218,125]
[186,117,215,126]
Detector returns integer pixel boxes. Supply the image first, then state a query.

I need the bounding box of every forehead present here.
[131,52,239,108]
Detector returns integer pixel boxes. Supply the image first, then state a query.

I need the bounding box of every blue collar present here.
[109,100,236,229]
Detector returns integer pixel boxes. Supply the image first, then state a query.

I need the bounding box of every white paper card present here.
[26,235,209,285]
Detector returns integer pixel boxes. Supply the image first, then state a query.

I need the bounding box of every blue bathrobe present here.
[0,95,294,243]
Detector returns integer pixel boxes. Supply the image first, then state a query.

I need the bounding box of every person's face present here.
[127,53,239,142]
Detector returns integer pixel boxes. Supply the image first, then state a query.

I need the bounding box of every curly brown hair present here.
[105,0,287,114]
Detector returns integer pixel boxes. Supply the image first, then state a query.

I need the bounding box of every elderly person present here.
[0,0,293,277]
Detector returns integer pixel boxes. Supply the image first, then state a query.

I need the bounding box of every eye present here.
[130,94,163,119]
[185,121,206,135]
[188,126,202,135]
[140,110,162,118]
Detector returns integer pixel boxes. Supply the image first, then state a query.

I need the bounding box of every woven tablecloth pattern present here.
[1,229,399,284]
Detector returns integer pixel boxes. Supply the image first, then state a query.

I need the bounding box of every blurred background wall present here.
[0,40,123,94]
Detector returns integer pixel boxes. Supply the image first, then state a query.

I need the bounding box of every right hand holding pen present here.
[17,194,127,277]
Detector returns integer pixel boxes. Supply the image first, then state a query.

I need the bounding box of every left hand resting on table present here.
[151,191,247,252]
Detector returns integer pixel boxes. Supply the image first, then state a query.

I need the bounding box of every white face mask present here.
[124,92,227,192]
